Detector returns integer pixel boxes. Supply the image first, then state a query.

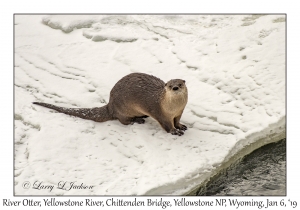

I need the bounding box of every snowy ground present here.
[14,15,285,195]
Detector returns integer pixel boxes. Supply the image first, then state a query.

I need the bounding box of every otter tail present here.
[33,102,114,122]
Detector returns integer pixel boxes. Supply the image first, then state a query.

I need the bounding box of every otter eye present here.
[179,84,182,87]
[169,85,172,88]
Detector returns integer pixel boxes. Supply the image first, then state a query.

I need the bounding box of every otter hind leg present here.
[118,115,147,125]
[131,117,145,124]
[118,116,132,125]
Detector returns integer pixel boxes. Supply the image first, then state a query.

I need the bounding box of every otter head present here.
[163,79,188,112]
[165,79,187,94]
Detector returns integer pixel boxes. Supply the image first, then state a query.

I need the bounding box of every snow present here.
[14,15,285,195]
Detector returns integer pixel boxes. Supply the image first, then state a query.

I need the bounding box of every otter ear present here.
[183,80,186,83]
[165,83,168,86]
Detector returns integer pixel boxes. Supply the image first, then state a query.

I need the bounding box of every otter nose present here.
[173,86,179,91]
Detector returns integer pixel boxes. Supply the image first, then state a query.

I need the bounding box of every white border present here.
[2,0,299,209]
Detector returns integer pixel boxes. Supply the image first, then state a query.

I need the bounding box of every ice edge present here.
[186,117,286,196]
[144,116,286,196]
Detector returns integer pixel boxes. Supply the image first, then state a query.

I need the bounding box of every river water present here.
[196,139,286,196]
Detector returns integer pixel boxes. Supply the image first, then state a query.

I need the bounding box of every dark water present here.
[197,139,286,196]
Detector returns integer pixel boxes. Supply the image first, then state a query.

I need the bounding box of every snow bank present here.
[15,15,285,195]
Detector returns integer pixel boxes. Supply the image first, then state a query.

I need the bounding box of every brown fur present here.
[33,73,188,136]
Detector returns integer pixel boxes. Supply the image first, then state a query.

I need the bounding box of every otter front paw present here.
[170,128,184,136]
[176,124,188,131]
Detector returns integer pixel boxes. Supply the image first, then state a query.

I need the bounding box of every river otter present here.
[33,73,188,136]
